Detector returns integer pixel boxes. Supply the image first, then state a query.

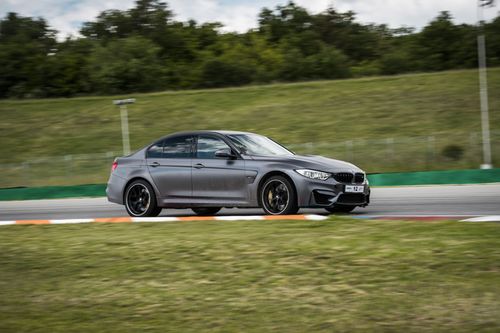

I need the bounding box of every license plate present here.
[345,185,364,193]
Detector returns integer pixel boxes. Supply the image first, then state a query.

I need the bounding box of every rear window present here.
[164,136,193,158]
[147,136,193,159]
[146,140,164,158]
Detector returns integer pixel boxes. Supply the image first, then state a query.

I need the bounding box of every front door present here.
[192,135,248,204]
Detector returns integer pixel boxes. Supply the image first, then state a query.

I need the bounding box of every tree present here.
[88,36,165,94]
[417,11,463,70]
[1,3,498,98]
[81,0,173,42]
[40,38,94,97]
[308,45,351,79]
[258,2,313,43]
[0,12,57,97]
[199,34,257,87]
[485,16,500,65]
[312,8,381,61]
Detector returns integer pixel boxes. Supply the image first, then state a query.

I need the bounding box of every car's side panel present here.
[147,158,192,199]
[243,161,298,207]
[191,158,248,204]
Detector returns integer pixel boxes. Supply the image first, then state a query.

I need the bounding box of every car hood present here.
[246,154,364,173]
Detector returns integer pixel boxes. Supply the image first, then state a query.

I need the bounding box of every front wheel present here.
[325,204,356,214]
[260,176,298,215]
[192,207,221,216]
[124,180,162,217]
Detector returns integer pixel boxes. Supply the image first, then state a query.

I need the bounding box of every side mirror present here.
[215,148,236,159]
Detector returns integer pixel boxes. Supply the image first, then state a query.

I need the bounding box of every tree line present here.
[1,0,499,98]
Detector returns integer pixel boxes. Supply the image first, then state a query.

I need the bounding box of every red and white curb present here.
[0,214,329,226]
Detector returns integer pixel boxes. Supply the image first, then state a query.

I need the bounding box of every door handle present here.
[194,163,205,169]
[149,161,160,167]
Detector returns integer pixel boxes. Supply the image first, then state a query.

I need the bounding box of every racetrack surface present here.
[0,184,499,221]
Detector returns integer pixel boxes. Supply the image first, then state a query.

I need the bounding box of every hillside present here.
[0,68,499,187]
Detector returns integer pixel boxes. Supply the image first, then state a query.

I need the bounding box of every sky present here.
[0,0,498,39]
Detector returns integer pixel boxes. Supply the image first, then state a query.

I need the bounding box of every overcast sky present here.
[1,0,498,39]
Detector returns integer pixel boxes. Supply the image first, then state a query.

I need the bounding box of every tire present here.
[325,204,356,214]
[260,175,298,215]
[191,207,221,216]
[124,179,162,217]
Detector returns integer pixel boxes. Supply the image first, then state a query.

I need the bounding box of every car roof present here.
[162,130,255,138]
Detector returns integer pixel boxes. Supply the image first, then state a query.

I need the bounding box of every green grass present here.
[0,69,499,187]
[0,218,499,332]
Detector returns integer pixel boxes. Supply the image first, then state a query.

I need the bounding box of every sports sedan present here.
[106,130,370,217]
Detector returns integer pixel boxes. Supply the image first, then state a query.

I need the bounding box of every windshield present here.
[227,134,294,156]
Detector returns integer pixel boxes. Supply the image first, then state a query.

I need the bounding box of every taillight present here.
[111,161,118,172]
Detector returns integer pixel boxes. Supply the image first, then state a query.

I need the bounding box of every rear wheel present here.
[192,207,221,216]
[124,180,162,217]
[260,176,298,215]
[325,204,356,214]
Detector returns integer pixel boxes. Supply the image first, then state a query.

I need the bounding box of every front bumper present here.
[292,175,370,208]
[311,188,370,207]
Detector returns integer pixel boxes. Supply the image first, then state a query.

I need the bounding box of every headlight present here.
[295,169,331,181]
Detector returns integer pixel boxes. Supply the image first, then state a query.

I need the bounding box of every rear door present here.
[146,135,194,199]
[191,134,248,204]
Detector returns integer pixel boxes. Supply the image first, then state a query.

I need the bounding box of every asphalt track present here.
[0,184,499,221]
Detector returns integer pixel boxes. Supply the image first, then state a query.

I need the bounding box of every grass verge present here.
[0,218,499,332]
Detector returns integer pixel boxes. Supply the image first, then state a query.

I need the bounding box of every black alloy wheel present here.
[125,180,162,217]
[261,176,298,215]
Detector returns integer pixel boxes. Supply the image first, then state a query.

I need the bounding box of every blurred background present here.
[0,0,499,188]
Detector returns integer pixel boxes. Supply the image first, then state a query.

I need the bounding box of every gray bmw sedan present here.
[106,130,370,217]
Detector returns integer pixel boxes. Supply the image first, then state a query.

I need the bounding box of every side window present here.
[146,140,164,158]
[197,135,231,159]
[163,136,193,158]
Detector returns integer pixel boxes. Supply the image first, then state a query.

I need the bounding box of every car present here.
[106,130,370,217]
